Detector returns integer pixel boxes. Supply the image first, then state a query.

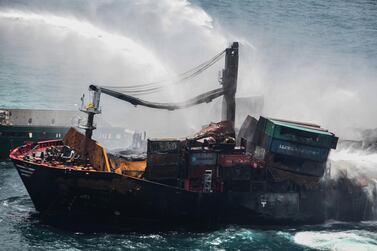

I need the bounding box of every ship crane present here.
[80,42,239,139]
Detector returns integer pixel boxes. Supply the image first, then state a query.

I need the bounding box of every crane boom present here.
[81,42,239,140]
[89,85,224,111]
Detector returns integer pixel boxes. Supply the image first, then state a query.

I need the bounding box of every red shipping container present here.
[183,178,223,192]
[188,165,218,179]
[219,154,252,167]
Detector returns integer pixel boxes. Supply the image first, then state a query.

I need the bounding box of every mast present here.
[79,89,101,139]
[221,42,239,125]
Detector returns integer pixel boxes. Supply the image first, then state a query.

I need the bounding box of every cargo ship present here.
[0,108,144,159]
[0,109,78,159]
[10,42,340,226]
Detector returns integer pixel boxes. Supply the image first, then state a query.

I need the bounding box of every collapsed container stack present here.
[252,116,338,178]
[144,116,339,193]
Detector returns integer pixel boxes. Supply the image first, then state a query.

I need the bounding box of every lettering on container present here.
[270,139,329,161]
[278,144,320,156]
[190,153,217,166]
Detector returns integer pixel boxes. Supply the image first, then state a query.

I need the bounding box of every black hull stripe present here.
[19,171,31,177]
[16,164,35,172]
[18,168,34,174]
[15,164,35,177]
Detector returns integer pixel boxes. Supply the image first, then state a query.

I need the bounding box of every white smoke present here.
[0,10,167,76]
[203,1,377,140]
[0,0,376,140]
[329,146,377,218]
[330,148,377,179]
[0,0,233,137]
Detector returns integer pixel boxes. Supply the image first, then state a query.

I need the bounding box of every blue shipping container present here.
[190,152,217,166]
[268,138,329,162]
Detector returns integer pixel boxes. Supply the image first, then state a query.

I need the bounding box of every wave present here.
[294,230,377,251]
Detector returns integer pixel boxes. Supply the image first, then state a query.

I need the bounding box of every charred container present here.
[145,139,183,186]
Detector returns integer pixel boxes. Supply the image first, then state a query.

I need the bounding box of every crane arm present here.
[81,42,238,140]
[89,85,224,111]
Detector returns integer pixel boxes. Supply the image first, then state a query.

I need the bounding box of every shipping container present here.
[188,165,218,179]
[222,166,251,180]
[147,153,180,166]
[189,151,218,166]
[145,165,179,180]
[269,154,327,177]
[187,150,218,179]
[261,136,330,162]
[147,139,181,154]
[256,117,338,149]
[146,152,181,180]
[219,154,252,167]
[183,178,223,192]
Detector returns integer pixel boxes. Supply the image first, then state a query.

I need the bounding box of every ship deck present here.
[9,139,97,171]
[9,138,147,181]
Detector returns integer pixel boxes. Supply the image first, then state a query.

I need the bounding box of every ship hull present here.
[12,158,326,226]
[12,159,222,224]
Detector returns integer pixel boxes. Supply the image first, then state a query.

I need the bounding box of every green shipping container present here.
[259,117,338,149]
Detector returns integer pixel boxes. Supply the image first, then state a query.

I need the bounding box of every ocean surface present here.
[1,0,377,250]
